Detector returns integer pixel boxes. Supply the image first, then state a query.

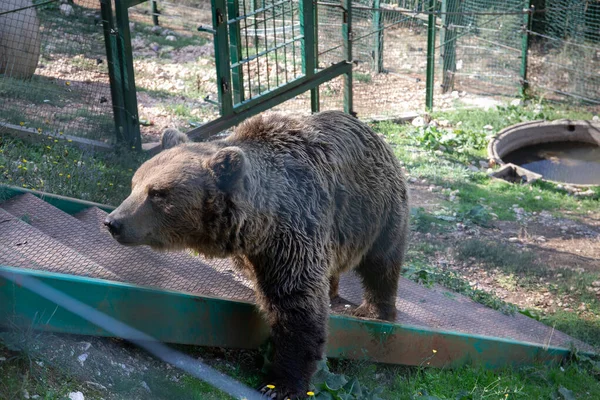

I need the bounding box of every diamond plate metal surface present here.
[0,194,593,352]
[1,194,255,302]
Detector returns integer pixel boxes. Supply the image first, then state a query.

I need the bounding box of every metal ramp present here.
[0,187,595,369]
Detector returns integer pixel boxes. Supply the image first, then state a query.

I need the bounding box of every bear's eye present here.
[148,188,168,199]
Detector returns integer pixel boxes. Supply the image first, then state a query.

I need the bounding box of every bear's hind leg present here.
[352,220,406,322]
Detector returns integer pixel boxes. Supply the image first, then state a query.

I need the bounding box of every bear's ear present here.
[207,146,247,192]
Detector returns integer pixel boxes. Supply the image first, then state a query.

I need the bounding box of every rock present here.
[510,99,522,107]
[451,90,459,98]
[478,160,489,168]
[434,150,444,156]
[129,22,135,32]
[578,303,587,311]
[79,342,92,351]
[536,236,546,242]
[467,165,479,172]
[592,281,600,288]
[438,119,450,127]
[161,29,173,36]
[150,42,160,52]
[31,396,39,400]
[408,177,417,183]
[60,4,74,17]
[68,393,84,400]
[23,389,30,399]
[151,25,162,34]
[508,237,519,243]
[593,115,599,121]
[575,189,595,197]
[165,35,177,42]
[483,124,494,130]
[77,353,88,366]
[534,195,542,200]
[141,381,151,393]
[411,116,427,127]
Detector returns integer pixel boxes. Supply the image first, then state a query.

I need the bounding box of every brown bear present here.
[105,110,409,399]
[160,127,189,150]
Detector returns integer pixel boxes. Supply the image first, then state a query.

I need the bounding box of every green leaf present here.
[325,373,348,391]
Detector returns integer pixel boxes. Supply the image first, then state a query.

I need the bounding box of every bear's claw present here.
[257,383,301,400]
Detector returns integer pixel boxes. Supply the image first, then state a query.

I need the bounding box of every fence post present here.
[212,0,234,116]
[372,0,384,73]
[151,0,159,26]
[114,0,141,150]
[227,0,244,104]
[520,2,533,97]
[425,0,436,110]
[100,0,126,144]
[299,0,319,113]
[343,0,354,116]
[440,0,459,93]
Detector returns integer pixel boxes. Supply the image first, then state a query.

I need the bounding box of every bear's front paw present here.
[257,382,308,400]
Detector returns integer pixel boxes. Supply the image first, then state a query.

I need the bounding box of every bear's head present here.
[104,142,248,256]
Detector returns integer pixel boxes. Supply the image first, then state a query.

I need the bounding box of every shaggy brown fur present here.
[161,127,189,150]
[105,110,409,399]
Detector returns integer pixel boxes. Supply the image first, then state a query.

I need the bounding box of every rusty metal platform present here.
[0,193,593,353]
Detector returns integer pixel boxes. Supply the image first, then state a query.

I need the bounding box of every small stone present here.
[434,150,443,156]
[78,353,88,366]
[593,115,599,121]
[141,381,151,393]
[508,237,519,243]
[60,4,74,16]
[408,177,418,183]
[151,25,162,34]
[35,361,44,367]
[451,90,459,98]
[31,396,39,400]
[534,196,542,200]
[161,29,173,36]
[344,304,351,308]
[150,42,160,52]
[129,22,135,32]
[68,393,84,400]
[438,119,450,127]
[536,236,546,242]
[510,99,522,107]
[578,303,587,311]
[412,116,426,127]
[483,124,494,130]
[0,357,6,361]
[467,165,479,172]
[592,281,600,288]
[23,389,30,399]
[478,160,489,168]
[165,35,177,42]
[79,342,92,351]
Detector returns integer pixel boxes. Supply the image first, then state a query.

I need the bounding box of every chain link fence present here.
[0,0,115,143]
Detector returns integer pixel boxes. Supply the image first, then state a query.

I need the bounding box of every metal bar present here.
[440,0,458,93]
[100,0,127,143]
[115,0,142,149]
[212,0,234,116]
[151,0,159,26]
[1,265,594,368]
[118,0,148,8]
[227,0,245,104]
[342,0,354,116]
[0,185,115,213]
[312,0,320,112]
[299,0,318,112]
[425,0,436,110]
[188,61,352,141]
[231,35,303,69]
[0,0,58,17]
[372,0,384,73]
[228,0,290,23]
[521,2,533,97]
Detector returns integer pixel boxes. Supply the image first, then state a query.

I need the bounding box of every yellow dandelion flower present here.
[97,183,101,186]
[67,139,72,142]
[128,169,132,172]
[22,159,27,163]
[307,392,315,397]
[432,349,437,353]
[0,166,4,169]
[266,385,275,390]
[37,128,42,133]
[59,131,64,135]
[17,165,22,169]
[59,173,63,177]
[22,167,27,171]
[66,81,71,86]
[22,184,27,188]
[109,183,113,186]
[19,122,25,126]
[54,140,59,143]
[46,146,51,149]
[67,174,71,179]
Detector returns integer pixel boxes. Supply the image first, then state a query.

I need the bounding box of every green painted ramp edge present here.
[0,185,115,214]
[0,266,593,369]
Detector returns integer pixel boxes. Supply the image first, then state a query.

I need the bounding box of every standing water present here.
[502,141,600,185]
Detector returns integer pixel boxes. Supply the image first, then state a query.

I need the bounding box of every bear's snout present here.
[103,216,122,237]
